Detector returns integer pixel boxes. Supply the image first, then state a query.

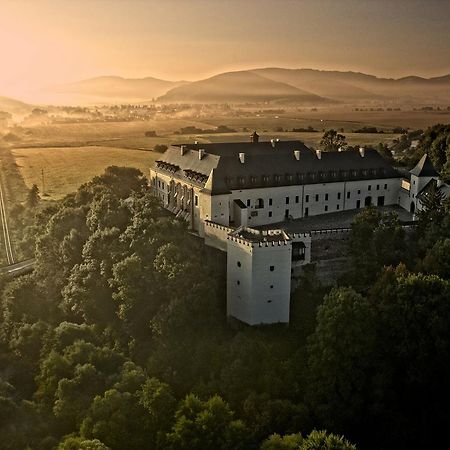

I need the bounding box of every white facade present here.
[227,233,292,325]
[151,143,447,326]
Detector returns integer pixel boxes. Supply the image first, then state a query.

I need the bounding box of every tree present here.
[320,129,347,151]
[300,430,356,450]
[27,184,40,208]
[57,436,110,450]
[347,207,405,288]
[307,288,376,436]
[164,394,250,450]
[260,430,357,450]
[261,433,303,450]
[80,389,152,450]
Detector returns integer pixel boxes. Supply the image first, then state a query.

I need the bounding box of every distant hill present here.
[157,71,330,104]
[9,68,450,106]
[55,76,186,102]
[252,68,450,104]
[0,95,33,115]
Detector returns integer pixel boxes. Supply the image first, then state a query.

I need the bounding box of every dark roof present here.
[234,199,246,209]
[410,154,438,177]
[153,140,400,195]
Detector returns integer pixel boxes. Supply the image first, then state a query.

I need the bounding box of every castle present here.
[150,132,448,325]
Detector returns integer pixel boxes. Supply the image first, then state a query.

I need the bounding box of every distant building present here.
[150,134,448,325]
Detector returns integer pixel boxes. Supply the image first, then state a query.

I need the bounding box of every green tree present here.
[261,433,303,450]
[27,184,40,207]
[57,436,110,450]
[164,394,250,450]
[320,129,347,151]
[347,207,405,288]
[307,288,376,435]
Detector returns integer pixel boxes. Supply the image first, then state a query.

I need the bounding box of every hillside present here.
[253,68,450,104]
[157,71,330,104]
[0,95,33,115]
[55,76,186,101]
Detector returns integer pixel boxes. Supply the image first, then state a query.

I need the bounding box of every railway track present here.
[0,161,15,265]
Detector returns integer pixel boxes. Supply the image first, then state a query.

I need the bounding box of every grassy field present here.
[11,146,158,200]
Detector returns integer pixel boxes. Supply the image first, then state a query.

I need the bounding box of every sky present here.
[1,0,449,100]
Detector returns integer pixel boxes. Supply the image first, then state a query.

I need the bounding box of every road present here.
[0,259,35,277]
[0,160,15,265]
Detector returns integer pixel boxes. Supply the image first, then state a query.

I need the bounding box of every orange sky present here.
[1,0,449,102]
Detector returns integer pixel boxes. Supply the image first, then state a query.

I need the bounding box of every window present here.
[376,184,380,190]
[384,184,388,189]
[357,189,361,195]
[246,199,250,207]
[305,195,309,203]
[337,192,341,200]
[304,207,309,217]
[325,205,328,212]
[315,194,319,202]
[237,280,240,285]
[356,200,361,208]
[325,193,329,201]
[295,195,299,203]
[269,198,273,206]
[286,196,290,204]
[347,191,351,199]
[237,261,241,267]
[337,204,340,210]
[256,198,264,209]
[194,195,198,206]
[270,266,275,271]
[270,285,274,289]
[269,211,272,217]
[368,185,372,191]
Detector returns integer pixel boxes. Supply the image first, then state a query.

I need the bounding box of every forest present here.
[1,124,450,449]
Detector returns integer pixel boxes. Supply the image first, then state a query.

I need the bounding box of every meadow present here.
[11,146,158,200]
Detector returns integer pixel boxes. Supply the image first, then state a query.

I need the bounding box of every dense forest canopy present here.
[1,124,450,449]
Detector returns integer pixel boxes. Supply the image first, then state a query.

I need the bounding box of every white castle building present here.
[150,132,448,325]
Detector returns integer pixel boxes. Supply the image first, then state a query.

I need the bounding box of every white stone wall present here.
[204,221,234,251]
[149,169,204,232]
[225,177,400,227]
[227,237,292,325]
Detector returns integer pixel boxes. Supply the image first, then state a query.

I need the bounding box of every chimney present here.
[180,145,186,156]
[359,147,365,157]
[294,150,300,160]
[239,152,245,164]
[271,139,276,148]
[250,131,259,143]
[316,149,322,160]
[198,149,205,160]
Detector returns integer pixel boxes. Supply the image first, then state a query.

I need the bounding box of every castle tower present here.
[409,154,438,213]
